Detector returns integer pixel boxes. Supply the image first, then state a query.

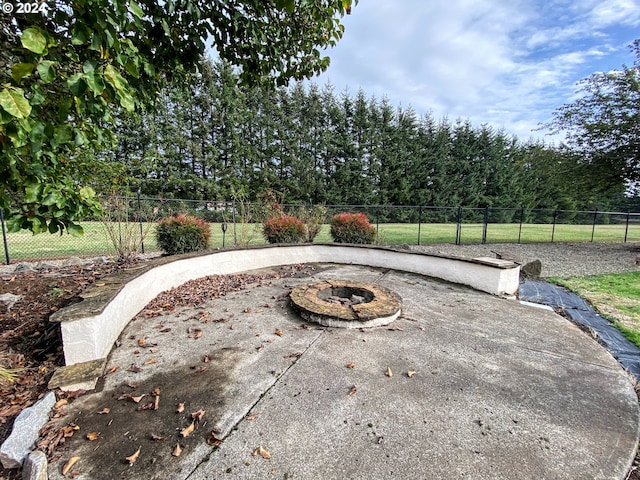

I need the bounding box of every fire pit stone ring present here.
[289,280,402,328]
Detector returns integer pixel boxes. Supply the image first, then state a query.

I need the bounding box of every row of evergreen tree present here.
[103,58,628,212]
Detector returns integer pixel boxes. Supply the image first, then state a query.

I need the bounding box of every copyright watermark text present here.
[2,2,49,14]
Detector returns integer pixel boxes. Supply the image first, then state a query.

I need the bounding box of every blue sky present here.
[310,0,640,143]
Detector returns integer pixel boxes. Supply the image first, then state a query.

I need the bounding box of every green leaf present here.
[84,72,105,96]
[67,73,87,96]
[53,125,73,146]
[71,25,88,45]
[104,64,128,94]
[0,88,32,119]
[6,216,26,233]
[82,59,98,73]
[130,0,144,18]
[42,192,58,206]
[24,182,42,203]
[21,27,47,54]
[66,221,84,237]
[36,60,56,83]
[12,63,35,82]
[119,91,135,112]
[30,85,45,105]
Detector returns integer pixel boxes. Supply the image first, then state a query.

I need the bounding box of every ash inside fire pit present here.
[320,286,374,306]
[290,280,402,329]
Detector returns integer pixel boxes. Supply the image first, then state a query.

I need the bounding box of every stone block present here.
[22,450,48,480]
[0,392,55,469]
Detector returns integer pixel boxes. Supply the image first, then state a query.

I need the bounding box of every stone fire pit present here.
[289,280,402,328]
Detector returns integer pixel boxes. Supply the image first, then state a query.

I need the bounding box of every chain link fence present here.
[2,196,640,264]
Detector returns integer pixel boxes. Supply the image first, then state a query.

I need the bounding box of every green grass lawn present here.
[2,221,640,262]
[550,272,640,348]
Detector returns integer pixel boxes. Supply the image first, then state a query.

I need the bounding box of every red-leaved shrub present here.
[262,215,307,244]
[155,214,211,255]
[330,212,376,244]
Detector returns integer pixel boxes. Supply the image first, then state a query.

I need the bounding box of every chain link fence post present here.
[1,208,10,265]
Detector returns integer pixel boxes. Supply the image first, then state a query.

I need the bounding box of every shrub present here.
[330,212,376,244]
[155,214,211,255]
[295,205,327,242]
[262,215,307,243]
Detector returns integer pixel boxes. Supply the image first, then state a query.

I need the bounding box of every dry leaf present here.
[154,395,160,411]
[191,409,205,423]
[85,432,100,441]
[137,339,157,348]
[348,386,357,396]
[137,402,154,411]
[207,433,223,447]
[252,446,271,459]
[180,421,195,437]
[160,328,172,333]
[385,367,393,377]
[131,394,146,403]
[176,403,185,413]
[143,358,157,365]
[54,399,68,409]
[150,433,166,441]
[188,328,202,339]
[61,456,80,475]
[107,366,118,374]
[127,364,143,373]
[152,387,161,396]
[407,370,417,378]
[97,407,110,415]
[346,363,355,369]
[243,308,252,313]
[125,447,140,465]
[172,443,182,457]
[246,413,258,420]
[203,355,210,363]
[274,329,283,336]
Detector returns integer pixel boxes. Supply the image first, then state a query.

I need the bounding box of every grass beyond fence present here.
[3,221,640,263]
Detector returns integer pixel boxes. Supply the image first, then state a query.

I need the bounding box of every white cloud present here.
[311,0,639,140]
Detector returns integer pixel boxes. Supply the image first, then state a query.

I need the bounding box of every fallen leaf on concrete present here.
[243,308,252,313]
[154,395,160,411]
[348,386,357,396]
[106,366,118,374]
[127,364,143,373]
[137,339,157,348]
[172,443,182,457]
[131,394,146,403]
[246,413,258,420]
[207,432,223,446]
[203,355,210,363]
[346,363,355,369]
[143,358,157,365]
[126,447,140,465]
[407,370,417,378]
[191,409,205,423]
[85,432,100,441]
[274,329,283,336]
[180,421,195,437]
[54,399,68,409]
[283,352,302,359]
[62,456,80,475]
[97,408,110,415]
[252,446,271,459]
[137,402,154,411]
[188,328,202,339]
[160,328,172,333]
[385,367,393,377]
[176,403,185,413]
[152,387,161,396]
[150,433,166,441]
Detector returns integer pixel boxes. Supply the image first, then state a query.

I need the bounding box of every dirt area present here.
[0,245,639,479]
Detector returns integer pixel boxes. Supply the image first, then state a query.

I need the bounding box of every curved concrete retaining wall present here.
[51,244,519,373]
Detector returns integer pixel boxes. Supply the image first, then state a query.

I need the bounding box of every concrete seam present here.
[184,329,326,479]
